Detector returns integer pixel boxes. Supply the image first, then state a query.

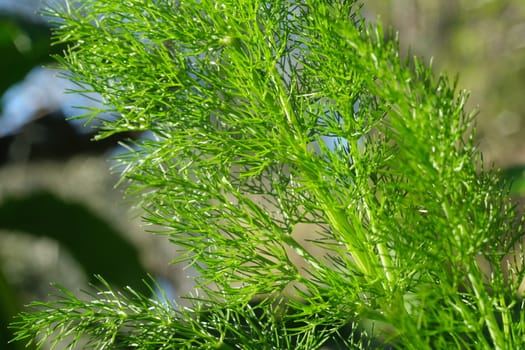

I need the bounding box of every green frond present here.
[10,0,525,348]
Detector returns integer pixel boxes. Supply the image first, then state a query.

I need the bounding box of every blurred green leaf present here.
[500,165,525,195]
[0,191,148,293]
[0,16,61,97]
[0,267,26,350]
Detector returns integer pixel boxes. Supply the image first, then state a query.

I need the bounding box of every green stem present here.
[324,206,375,275]
[269,62,378,277]
[441,201,506,348]
[468,270,505,349]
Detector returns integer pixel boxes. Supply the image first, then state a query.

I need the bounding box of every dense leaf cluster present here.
[11,0,525,348]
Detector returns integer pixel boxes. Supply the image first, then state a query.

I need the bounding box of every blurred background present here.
[1,1,525,348]
[364,0,525,168]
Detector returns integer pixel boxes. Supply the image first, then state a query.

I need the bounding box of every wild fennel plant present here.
[10,0,525,348]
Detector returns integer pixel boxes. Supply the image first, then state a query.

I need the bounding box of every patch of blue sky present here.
[0,67,115,137]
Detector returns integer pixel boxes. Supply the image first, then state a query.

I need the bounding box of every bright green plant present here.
[10,0,525,348]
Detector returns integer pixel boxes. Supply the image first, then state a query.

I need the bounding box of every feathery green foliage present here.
[10,0,525,348]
